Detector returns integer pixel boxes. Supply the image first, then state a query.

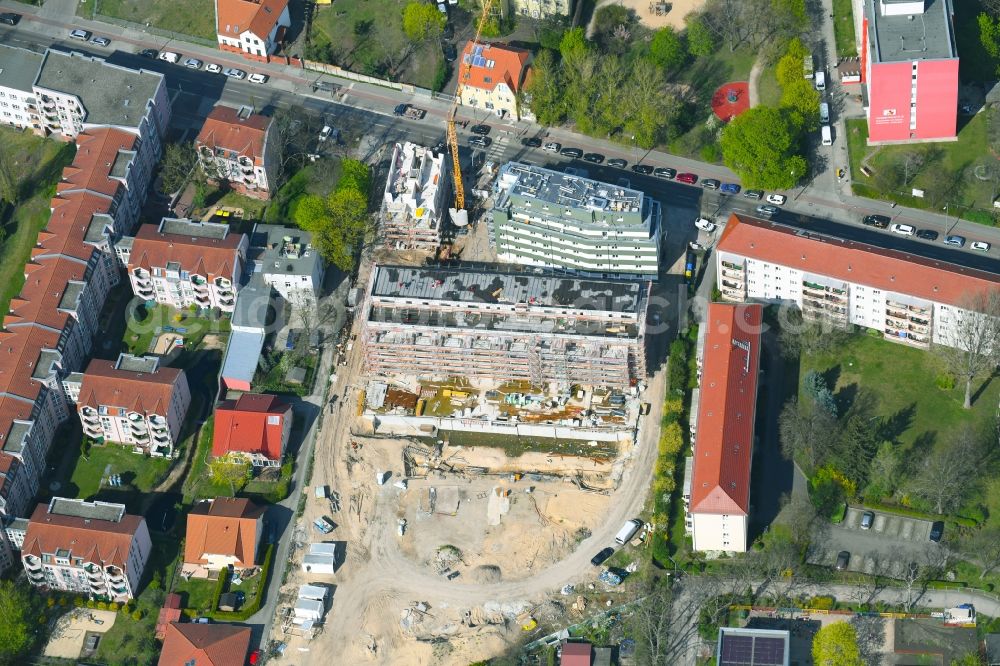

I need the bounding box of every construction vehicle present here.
[444,0,499,227]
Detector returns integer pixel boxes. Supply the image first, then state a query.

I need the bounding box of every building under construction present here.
[360,264,650,387]
[379,142,450,251]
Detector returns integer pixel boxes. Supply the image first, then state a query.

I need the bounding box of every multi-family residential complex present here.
[458,42,532,120]
[183,498,264,577]
[361,264,649,387]
[196,105,279,199]
[862,0,958,144]
[379,142,450,251]
[0,455,30,523]
[688,303,762,554]
[0,45,43,131]
[490,162,662,279]
[215,0,290,58]
[118,218,248,312]
[715,214,1000,349]
[250,224,324,303]
[213,394,292,465]
[21,498,151,600]
[62,354,191,457]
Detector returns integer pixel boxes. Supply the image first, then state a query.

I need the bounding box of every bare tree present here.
[908,426,985,513]
[779,397,840,471]
[900,560,922,611]
[984,0,1000,17]
[954,525,1000,580]
[935,290,1000,409]
[900,151,925,186]
[849,552,894,606]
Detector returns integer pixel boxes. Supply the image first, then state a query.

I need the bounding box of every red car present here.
[249,649,262,665]
[676,172,698,184]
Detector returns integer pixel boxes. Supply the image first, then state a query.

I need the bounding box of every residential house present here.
[182,497,264,577]
[251,223,324,303]
[158,622,251,666]
[196,105,279,199]
[458,42,531,120]
[21,498,151,600]
[379,142,450,251]
[118,218,248,312]
[560,641,592,666]
[65,354,191,458]
[717,627,790,666]
[0,44,43,132]
[212,393,292,466]
[215,0,290,58]
[688,303,762,553]
[715,214,1000,350]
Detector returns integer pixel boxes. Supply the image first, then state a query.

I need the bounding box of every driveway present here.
[811,507,936,576]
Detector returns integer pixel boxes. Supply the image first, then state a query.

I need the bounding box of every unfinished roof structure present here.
[379,142,450,251]
[361,264,650,387]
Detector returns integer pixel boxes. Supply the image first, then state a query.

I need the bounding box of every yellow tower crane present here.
[446,0,499,217]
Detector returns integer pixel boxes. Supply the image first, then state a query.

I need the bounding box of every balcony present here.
[81,408,99,424]
[152,430,169,444]
[24,557,41,572]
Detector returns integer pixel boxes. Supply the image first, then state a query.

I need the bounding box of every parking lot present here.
[812,507,937,577]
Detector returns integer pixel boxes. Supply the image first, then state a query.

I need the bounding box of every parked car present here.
[183,58,203,69]
[654,167,676,180]
[702,178,721,190]
[583,152,604,164]
[695,218,717,233]
[631,164,653,175]
[248,73,269,84]
[312,516,335,534]
[929,521,944,542]
[756,204,780,217]
[223,68,247,79]
[542,142,561,152]
[560,147,583,158]
[469,135,492,147]
[470,124,491,135]
[205,62,222,74]
[318,125,336,142]
[943,235,966,247]
[139,48,158,58]
[607,158,628,169]
[971,241,991,252]
[676,172,698,184]
[249,650,262,665]
[743,189,764,200]
[862,214,890,229]
[521,137,542,147]
[835,550,850,570]
[720,182,741,194]
[890,223,915,236]
[765,194,787,205]
[860,511,874,530]
[90,36,111,47]
[442,42,457,62]
[916,229,939,241]
[69,29,92,41]
[0,12,22,25]
[590,547,614,566]
[157,51,180,64]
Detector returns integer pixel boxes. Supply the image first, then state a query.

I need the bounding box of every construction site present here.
[378,142,451,252]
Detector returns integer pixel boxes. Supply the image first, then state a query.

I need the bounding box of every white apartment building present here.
[688,303,762,554]
[379,142,450,250]
[63,354,191,458]
[196,105,279,199]
[716,215,1000,349]
[0,45,42,132]
[490,162,662,279]
[251,224,324,303]
[215,0,290,58]
[21,498,151,601]
[118,218,248,313]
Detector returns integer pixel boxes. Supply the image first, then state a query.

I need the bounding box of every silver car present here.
[944,235,965,247]
[223,67,246,80]
[183,58,203,69]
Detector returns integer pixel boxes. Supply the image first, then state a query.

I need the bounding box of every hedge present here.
[209,543,274,621]
[210,568,229,613]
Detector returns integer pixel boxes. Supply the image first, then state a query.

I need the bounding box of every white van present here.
[819,102,830,124]
[158,51,180,64]
[814,70,826,91]
[821,125,832,146]
[615,519,643,545]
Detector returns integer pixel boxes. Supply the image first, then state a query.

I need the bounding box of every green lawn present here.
[71,444,173,501]
[832,0,857,58]
[756,62,782,108]
[182,417,235,503]
[123,304,231,356]
[82,0,216,41]
[173,576,218,615]
[0,128,75,319]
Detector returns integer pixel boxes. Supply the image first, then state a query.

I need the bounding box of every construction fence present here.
[370,413,635,443]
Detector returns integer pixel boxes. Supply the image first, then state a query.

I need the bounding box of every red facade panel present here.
[914,58,958,140]
[868,58,958,143]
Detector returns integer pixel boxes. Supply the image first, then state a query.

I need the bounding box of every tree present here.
[864,441,901,500]
[779,397,839,471]
[777,307,847,359]
[956,524,1000,580]
[559,27,588,61]
[935,290,1000,409]
[775,38,809,87]
[980,12,1000,62]
[630,580,679,664]
[293,194,328,234]
[810,466,853,518]
[780,78,821,132]
[161,142,198,196]
[720,107,807,189]
[293,159,372,271]
[0,581,35,661]
[0,146,21,204]
[835,413,881,487]
[647,26,686,71]
[208,455,252,494]
[685,15,716,56]
[402,2,446,42]
[525,50,566,126]
[908,426,985,513]
[812,622,863,666]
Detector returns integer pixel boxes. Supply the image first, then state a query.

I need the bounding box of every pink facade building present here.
[863,0,958,145]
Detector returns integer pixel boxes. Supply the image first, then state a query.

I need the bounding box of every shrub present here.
[46,597,55,608]
[96,601,107,610]
[132,609,144,621]
[699,142,721,163]
[86,599,96,609]
[808,595,835,610]
[74,597,84,608]
[109,602,119,612]
[935,373,956,390]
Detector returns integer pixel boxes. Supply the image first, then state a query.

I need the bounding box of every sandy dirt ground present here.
[595,0,705,30]
[44,609,117,659]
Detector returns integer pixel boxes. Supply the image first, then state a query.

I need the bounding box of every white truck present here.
[615,519,643,545]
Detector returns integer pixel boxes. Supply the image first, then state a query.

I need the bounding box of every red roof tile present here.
[4,257,86,331]
[79,358,184,417]
[22,502,144,572]
[155,594,183,640]
[158,622,251,666]
[216,0,288,40]
[689,303,762,516]
[717,215,1000,305]
[458,42,531,93]
[0,327,62,402]
[183,498,263,568]
[128,224,243,281]
[57,129,137,199]
[560,641,592,666]
[41,192,114,261]
[212,394,290,461]
[196,106,271,167]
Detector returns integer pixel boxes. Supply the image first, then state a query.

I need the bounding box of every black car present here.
[743,189,764,200]
[442,23,454,39]
[442,42,457,62]
[835,550,850,571]
[591,547,615,566]
[756,204,780,217]
[631,164,654,175]
[607,158,628,169]
[929,521,944,542]
[702,178,721,190]
[393,103,408,116]
[560,147,583,158]
[139,48,158,58]
[862,214,891,229]
[469,135,492,148]
[521,137,542,147]
[916,229,939,241]
[470,124,491,135]
[583,152,605,164]
[653,167,676,180]
[0,12,21,25]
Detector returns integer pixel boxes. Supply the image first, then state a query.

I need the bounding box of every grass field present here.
[757,62,782,108]
[71,444,173,500]
[173,576,218,615]
[832,0,857,58]
[182,417,235,503]
[84,0,216,41]
[0,128,75,319]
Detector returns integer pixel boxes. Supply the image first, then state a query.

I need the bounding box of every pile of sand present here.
[473,565,503,583]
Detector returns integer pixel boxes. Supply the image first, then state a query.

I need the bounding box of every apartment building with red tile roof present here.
[158,622,251,666]
[183,498,264,576]
[21,497,151,600]
[689,303,762,554]
[212,394,291,464]
[196,106,278,199]
[458,42,532,120]
[0,454,30,523]
[715,214,1000,350]
[215,0,290,59]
